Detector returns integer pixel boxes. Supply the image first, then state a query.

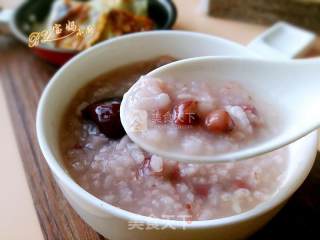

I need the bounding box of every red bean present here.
[205,109,234,134]
[163,163,181,183]
[233,180,250,190]
[193,183,211,198]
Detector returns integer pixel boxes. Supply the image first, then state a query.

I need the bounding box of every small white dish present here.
[248,22,316,59]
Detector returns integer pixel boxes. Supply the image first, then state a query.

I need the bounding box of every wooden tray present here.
[0,36,319,239]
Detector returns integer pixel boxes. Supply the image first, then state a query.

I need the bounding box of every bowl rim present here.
[36,30,318,229]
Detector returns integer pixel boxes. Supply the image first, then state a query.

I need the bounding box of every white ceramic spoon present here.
[121,56,320,163]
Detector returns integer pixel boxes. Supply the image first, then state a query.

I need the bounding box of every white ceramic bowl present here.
[36,31,318,240]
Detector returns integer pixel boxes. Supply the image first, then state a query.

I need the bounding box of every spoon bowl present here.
[121,56,320,163]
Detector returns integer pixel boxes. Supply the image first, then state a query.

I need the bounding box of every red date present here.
[82,98,125,139]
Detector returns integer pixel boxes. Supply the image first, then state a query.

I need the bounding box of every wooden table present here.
[0,0,319,239]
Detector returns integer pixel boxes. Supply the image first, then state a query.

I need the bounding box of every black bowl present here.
[14,0,177,39]
[7,0,177,65]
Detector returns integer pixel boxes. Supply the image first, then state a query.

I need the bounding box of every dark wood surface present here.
[0,35,319,240]
[0,36,104,240]
[208,0,320,32]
